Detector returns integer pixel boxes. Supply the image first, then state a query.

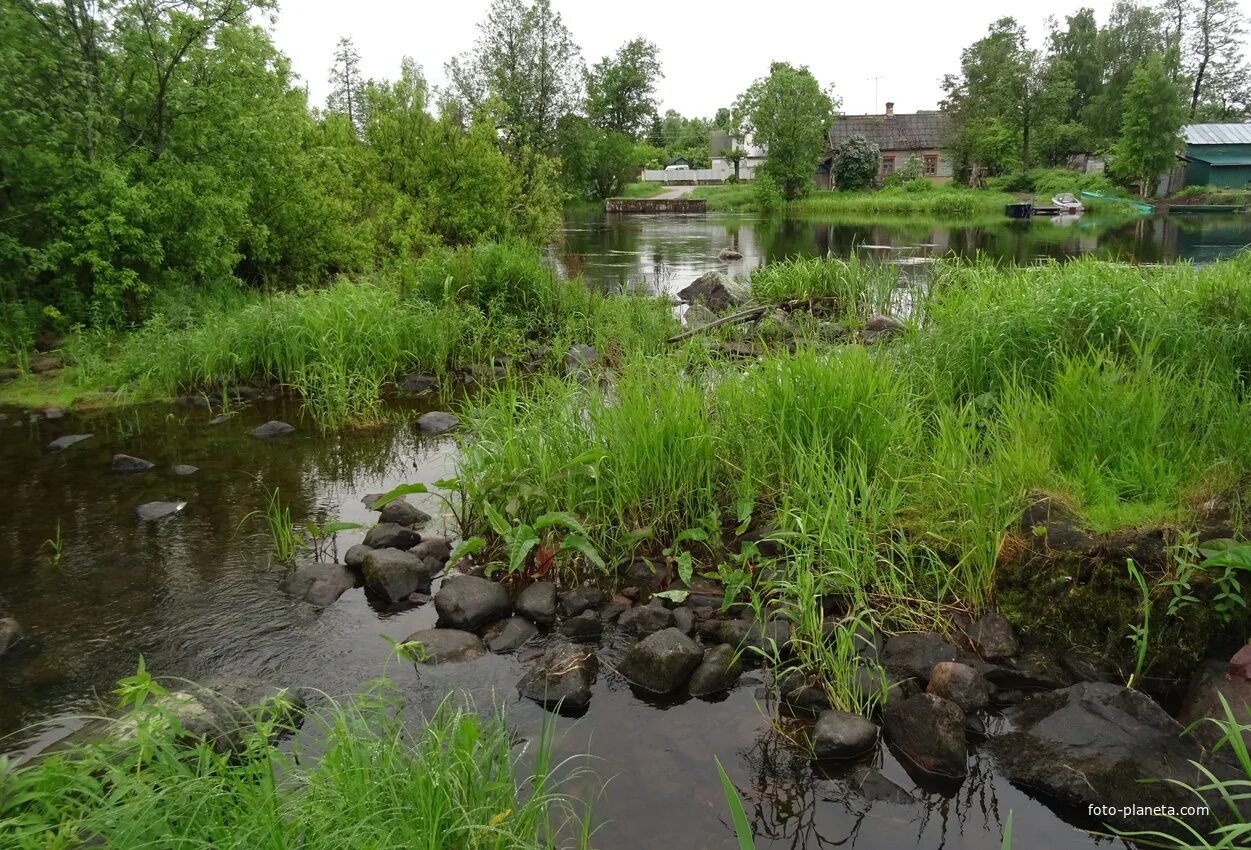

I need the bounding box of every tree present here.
[1185,0,1249,118]
[327,36,363,131]
[585,37,662,140]
[1083,1,1166,144]
[831,135,880,190]
[735,62,836,200]
[444,0,583,155]
[1112,54,1185,195]
[1048,9,1102,124]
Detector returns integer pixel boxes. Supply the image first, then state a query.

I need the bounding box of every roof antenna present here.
[867,76,885,114]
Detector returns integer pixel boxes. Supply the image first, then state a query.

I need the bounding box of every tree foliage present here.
[444,0,584,155]
[1112,53,1186,195]
[735,62,836,200]
[831,135,880,190]
[586,37,662,140]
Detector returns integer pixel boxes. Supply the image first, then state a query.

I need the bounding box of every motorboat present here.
[1052,193,1084,214]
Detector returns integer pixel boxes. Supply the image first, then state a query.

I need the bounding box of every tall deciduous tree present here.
[444,0,583,155]
[327,36,364,131]
[735,62,836,200]
[586,37,662,140]
[1112,54,1185,195]
[1185,0,1249,118]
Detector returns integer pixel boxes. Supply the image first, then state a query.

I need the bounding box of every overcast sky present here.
[271,0,1251,118]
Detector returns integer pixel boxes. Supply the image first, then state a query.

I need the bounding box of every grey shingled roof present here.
[1183,123,1251,145]
[828,111,951,152]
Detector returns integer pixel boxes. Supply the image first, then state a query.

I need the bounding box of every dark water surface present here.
[554,210,1251,295]
[0,402,1120,849]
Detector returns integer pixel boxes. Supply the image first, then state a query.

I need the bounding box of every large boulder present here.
[47,434,93,453]
[812,711,879,760]
[688,644,743,697]
[927,662,990,712]
[404,629,486,664]
[1177,660,1251,757]
[344,544,372,570]
[618,601,675,637]
[989,682,1239,834]
[378,499,431,528]
[884,693,967,780]
[363,523,421,550]
[676,271,738,313]
[435,575,510,631]
[517,644,599,710]
[361,548,432,602]
[250,421,294,440]
[279,563,357,607]
[619,628,703,694]
[416,411,459,435]
[112,453,154,474]
[516,580,557,625]
[881,632,957,683]
[0,618,23,656]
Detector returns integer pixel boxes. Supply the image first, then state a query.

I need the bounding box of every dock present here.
[605,198,707,214]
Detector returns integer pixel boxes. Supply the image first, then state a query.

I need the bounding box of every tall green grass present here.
[0,678,590,850]
[693,184,1014,216]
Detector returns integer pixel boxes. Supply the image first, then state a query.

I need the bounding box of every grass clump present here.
[748,254,896,311]
[0,677,589,850]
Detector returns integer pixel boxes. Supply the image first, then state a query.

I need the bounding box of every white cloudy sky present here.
[271,0,1251,117]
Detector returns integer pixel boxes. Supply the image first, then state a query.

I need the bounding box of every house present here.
[1179,124,1251,189]
[709,131,766,181]
[825,103,953,187]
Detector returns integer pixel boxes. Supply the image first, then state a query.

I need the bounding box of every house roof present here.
[1187,151,1251,166]
[828,111,950,152]
[1184,123,1251,145]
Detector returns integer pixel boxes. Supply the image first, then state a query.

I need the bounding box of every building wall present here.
[1184,144,1251,188]
[876,149,954,184]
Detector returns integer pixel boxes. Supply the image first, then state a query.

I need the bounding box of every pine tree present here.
[328,36,364,131]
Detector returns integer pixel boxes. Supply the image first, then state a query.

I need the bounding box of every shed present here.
[1181,124,1251,189]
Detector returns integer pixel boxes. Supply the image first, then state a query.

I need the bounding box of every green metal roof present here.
[1187,151,1251,166]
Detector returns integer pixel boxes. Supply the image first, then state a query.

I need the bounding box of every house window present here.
[923,155,938,176]
[881,156,895,176]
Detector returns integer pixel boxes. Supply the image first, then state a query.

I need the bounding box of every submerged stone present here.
[135,501,186,521]
[517,644,598,709]
[620,628,702,694]
[404,628,486,664]
[813,710,879,760]
[112,453,154,474]
[250,420,294,439]
[47,434,93,453]
[416,411,459,435]
[280,563,356,607]
[435,575,510,631]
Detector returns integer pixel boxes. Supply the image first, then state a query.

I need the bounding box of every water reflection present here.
[555,211,1251,296]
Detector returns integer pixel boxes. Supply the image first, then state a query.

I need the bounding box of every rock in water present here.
[435,575,510,630]
[517,644,598,710]
[564,345,597,373]
[813,711,879,760]
[989,682,1232,834]
[0,618,23,656]
[884,693,967,780]
[250,421,294,439]
[363,523,421,550]
[112,453,154,474]
[135,501,186,521]
[556,610,603,641]
[485,617,538,653]
[881,632,957,683]
[619,628,703,694]
[618,602,675,636]
[927,662,990,711]
[399,373,435,395]
[344,543,372,569]
[280,563,357,607]
[378,499,430,528]
[47,434,92,453]
[516,581,557,625]
[416,411,459,435]
[558,586,606,618]
[404,629,486,664]
[688,644,743,697]
[172,464,199,476]
[361,548,432,602]
[717,247,744,261]
[676,271,738,313]
[1178,660,1251,754]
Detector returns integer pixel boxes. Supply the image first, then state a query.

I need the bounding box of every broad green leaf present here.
[371,483,429,510]
[560,533,605,569]
[675,551,694,586]
[433,478,461,490]
[317,521,364,536]
[534,511,587,535]
[484,502,511,537]
[675,527,709,546]
[508,525,539,573]
[620,527,654,551]
[653,589,689,603]
[448,536,487,568]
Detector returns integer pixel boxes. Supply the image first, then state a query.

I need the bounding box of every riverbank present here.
[691,184,1017,216]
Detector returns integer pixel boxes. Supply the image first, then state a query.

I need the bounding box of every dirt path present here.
[654,185,694,200]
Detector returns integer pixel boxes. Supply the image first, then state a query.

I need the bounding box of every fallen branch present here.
[666,305,768,344]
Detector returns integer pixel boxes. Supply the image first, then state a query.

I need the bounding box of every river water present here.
[554,210,1251,295]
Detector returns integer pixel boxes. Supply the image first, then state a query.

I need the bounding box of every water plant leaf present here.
[715,756,755,850]
[653,589,689,603]
[735,494,754,535]
[483,502,511,537]
[433,478,460,490]
[371,483,429,510]
[508,525,539,574]
[620,527,653,551]
[448,536,487,568]
[534,511,587,535]
[675,527,709,546]
[560,533,605,569]
[675,551,694,586]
